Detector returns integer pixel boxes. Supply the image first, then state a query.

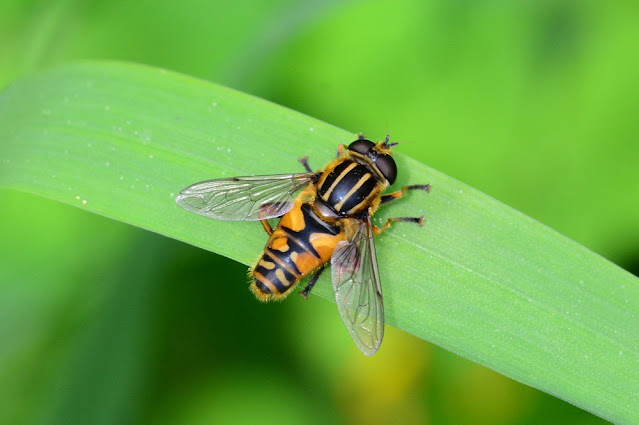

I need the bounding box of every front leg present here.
[381,184,431,204]
[298,156,314,173]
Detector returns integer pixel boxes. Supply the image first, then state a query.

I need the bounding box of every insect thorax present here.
[316,158,383,218]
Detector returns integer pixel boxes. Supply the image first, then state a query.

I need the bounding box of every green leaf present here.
[1,61,637,424]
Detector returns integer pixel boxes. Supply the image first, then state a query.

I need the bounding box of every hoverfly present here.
[176,135,430,355]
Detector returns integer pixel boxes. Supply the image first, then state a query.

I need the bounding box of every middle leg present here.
[260,219,274,235]
[373,216,424,235]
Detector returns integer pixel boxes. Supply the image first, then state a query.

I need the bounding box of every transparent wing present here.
[331,216,384,356]
[175,173,317,221]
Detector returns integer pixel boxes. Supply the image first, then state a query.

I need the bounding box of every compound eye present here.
[375,154,397,185]
[348,139,375,155]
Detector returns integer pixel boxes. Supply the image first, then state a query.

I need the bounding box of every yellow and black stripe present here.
[316,159,381,216]
[251,202,346,300]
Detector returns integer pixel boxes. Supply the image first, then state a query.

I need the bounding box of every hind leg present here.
[299,264,327,299]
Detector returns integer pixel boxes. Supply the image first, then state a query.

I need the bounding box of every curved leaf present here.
[0,61,637,424]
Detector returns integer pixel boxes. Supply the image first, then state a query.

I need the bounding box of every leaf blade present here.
[0,61,637,423]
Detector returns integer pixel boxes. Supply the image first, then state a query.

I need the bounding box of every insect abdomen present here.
[252,250,301,300]
[317,159,379,216]
[251,202,345,301]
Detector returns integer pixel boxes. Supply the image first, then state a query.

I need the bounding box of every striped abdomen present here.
[316,159,381,217]
[251,201,346,300]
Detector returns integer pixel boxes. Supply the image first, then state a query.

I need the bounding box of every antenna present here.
[382,122,398,148]
[382,132,398,148]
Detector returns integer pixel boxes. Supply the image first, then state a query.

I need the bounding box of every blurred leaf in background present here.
[1,0,637,424]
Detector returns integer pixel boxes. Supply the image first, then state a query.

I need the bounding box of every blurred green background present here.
[1,1,637,424]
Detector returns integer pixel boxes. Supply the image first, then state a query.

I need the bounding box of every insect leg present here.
[260,219,273,235]
[373,216,424,235]
[381,184,431,205]
[298,156,314,173]
[299,264,327,299]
